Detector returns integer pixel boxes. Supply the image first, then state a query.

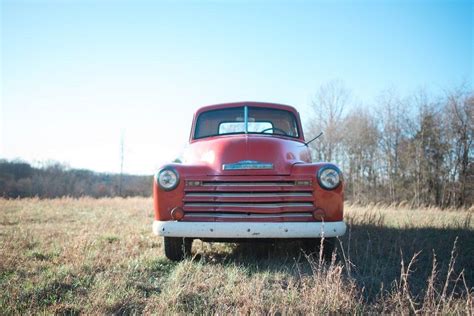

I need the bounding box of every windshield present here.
[194,106,300,139]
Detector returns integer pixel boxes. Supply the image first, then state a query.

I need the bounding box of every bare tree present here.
[341,109,379,202]
[413,98,449,206]
[444,88,474,206]
[308,80,351,164]
[376,89,409,202]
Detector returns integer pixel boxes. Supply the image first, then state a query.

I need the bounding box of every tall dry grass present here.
[0,198,472,314]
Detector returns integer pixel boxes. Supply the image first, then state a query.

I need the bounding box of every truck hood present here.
[184,135,311,176]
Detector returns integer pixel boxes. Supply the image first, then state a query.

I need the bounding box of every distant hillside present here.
[0,160,152,198]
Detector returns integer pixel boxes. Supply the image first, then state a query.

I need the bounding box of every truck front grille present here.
[183,178,315,221]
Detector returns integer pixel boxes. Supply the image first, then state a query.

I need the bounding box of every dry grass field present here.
[1,198,473,314]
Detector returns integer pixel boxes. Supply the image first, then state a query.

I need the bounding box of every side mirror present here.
[304,132,323,146]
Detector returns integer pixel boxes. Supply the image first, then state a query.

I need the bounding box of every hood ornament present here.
[222,160,274,170]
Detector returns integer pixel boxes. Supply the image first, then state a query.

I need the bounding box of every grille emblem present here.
[222,160,274,170]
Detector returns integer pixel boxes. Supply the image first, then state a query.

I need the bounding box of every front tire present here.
[302,237,336,260]
[163,237,193,261]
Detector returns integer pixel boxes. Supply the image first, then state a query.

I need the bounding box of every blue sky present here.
[1,0,472,174]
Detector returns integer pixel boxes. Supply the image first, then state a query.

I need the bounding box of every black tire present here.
[302,237,336,260]
[163,237,193,261]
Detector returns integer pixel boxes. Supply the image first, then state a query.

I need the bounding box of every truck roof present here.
[194,101,300,117]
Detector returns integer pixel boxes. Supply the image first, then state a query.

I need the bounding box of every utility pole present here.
[119,132,124,197]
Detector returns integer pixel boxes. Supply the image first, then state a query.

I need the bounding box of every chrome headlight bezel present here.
[156,167,180,191]
[317,165,342,190]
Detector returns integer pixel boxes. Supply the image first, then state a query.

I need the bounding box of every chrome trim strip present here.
[244,105,248,133]
[222,160,274,170]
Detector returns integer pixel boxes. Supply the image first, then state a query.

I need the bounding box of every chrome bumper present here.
[153,220,346,239]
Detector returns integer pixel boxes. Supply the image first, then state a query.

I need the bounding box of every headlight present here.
[317,166,341,190]
[156,167,180,191]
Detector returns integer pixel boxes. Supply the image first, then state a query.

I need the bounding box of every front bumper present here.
[152,220,347,239]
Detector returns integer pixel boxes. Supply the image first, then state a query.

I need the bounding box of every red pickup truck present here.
[153,102,346,260]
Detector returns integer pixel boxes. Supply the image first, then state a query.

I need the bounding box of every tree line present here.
[307,81,473,208]
[0,160,152,198]
[1,83,472,207]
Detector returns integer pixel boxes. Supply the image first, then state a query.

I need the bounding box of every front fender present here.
[291,163,344,221]
[153,164,211,220]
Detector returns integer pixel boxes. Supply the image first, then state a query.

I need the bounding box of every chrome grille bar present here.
[202,181,295,187]
[184,202,314,208]
[185,192,312,198]
[185,212,313,219]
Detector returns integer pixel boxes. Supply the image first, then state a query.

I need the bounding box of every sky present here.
[1,0,472,175]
